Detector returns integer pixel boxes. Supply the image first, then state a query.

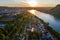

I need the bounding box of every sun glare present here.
[27,1,37,7]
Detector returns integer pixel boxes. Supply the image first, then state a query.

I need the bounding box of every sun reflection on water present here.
[28,9,36,15]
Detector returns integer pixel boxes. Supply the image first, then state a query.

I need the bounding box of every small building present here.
[31,27,35,32]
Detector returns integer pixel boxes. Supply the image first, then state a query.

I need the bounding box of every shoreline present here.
[35,15,60,40]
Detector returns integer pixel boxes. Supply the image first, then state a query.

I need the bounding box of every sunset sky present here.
[0,0,60,7]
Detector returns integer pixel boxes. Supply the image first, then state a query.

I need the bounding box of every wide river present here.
[28,9,60,33]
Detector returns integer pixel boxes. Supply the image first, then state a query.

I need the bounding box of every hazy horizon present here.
[0,4,57,7]
[0,0,60,7]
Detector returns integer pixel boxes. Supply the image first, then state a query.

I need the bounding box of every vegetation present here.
[45,23,60,40]
[0,11,60,40]
[36,16,60,40]
[0,12,27,40]
[46,4,60,19]
[0,12,41,40]
[28,31,42,40]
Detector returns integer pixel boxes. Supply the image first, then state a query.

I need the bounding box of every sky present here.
[0,0,60,7]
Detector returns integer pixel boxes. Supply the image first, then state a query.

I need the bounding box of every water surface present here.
[28,9,60,33]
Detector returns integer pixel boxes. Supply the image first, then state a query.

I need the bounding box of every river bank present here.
[35,16,60,40]
[28,9,60,32]
[28,10,60,39]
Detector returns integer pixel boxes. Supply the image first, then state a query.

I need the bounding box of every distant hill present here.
[47,4,60,19]
[36,7,53,12]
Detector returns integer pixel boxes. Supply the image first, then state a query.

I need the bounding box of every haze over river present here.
[28,9,60,33]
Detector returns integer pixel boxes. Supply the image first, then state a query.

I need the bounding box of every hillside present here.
[47,4,60,19]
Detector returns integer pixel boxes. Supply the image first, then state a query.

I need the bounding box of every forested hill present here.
[46,4,60,19]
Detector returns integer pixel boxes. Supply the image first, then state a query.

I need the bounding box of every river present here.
[28,9,60,33]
